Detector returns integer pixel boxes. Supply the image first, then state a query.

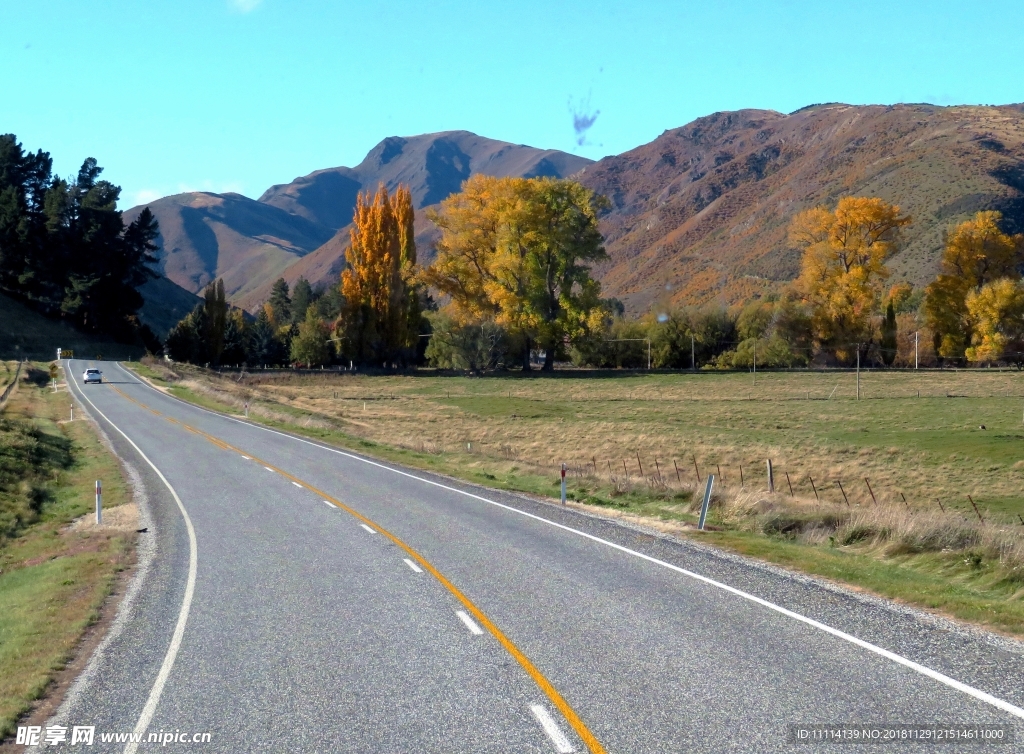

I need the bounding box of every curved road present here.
[42,359,1024,752]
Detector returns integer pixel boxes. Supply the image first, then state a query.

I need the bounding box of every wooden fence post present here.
[968,495,984,524]
[766,459,774,493]
[864,478,878,505]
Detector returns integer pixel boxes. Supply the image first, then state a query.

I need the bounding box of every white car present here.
[83,368,102,384]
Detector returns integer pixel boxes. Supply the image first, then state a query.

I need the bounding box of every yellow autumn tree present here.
[422,174,607,370]
[340,184,419,364]
[964,278,1024,366]
[790,196,910,364]
[923,211,1024,361]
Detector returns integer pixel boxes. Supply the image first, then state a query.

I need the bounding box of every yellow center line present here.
[109,384,607,753]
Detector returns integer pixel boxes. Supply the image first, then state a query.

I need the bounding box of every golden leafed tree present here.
[340,184,418,364]
[422,174,607,370]
[923,211,1024,361]
[964,278,1024,366]
[790,196,910,364]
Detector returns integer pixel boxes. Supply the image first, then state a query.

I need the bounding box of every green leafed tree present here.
[290,308,331,367]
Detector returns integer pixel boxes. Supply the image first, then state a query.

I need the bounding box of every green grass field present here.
[0,363,134,739]
[131,361,1024,635]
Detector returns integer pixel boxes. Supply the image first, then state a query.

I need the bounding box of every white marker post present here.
[698,474,715,530]
[95,480,102,525]
[560,463,567,505]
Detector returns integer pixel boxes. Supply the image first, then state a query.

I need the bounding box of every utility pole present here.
[647,338,651,371]
[856,345,861,401]
[691,334,695,372]
[914,331,919,370]
[752,340,756,385]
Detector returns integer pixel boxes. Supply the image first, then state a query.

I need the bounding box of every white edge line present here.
[360,523,377,534]
[70,362,199,754]
[240,455,250,460]
[264,466,274,472]
[323,500,333,508]
[530,704,575,753]
[456,610,484,635]
[291,481,303,488]
[403,558,423,573]
[114,362,1024,721]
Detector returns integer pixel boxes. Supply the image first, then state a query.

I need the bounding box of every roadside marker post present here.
[95,480,102,525]
[698,475,715,530]
[560,464,567,505]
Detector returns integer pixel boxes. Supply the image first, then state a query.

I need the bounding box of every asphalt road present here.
[41,359,1024,753]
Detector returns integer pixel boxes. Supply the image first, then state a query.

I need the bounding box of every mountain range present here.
[127,103,1024,317]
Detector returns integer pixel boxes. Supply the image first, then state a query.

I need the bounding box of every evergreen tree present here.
[0,135,160,341]
[268,278,291,325]
[880,299,898,366]
[290,277,313,325]
[246,307,283,366]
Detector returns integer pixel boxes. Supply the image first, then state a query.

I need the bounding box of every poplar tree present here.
[340,184,418,364]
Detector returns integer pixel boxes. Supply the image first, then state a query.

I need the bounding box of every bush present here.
[424,312,511,372]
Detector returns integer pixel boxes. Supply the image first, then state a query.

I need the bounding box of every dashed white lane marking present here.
[292,481,302,488]
[240,455,250,460]
[360,523,376,534]
[67,365,198,754]
[530,704,574,753]
[264,466,274,472]
[403,558,423,573]
[118,361,1024,724]
[456,610,484,635]
[323,501,333,508]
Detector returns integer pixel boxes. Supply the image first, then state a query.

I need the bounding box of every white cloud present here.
[229,0,262,12]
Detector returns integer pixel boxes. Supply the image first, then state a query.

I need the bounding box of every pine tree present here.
[290,277,314,325]
[246,307,283,366]
[268,278,291,325]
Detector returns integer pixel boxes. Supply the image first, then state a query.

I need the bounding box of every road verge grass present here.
[0,364,134,740]
[125,361,1024,636]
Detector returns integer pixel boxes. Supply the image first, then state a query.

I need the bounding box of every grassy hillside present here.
[0,293,140,361]
[0,363,134,738]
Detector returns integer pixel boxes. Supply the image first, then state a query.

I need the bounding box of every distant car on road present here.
[83,368,102,384]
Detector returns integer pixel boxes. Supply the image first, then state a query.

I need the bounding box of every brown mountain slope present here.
[578,103,1024,313]
[123,192,335,302]
[235,132,592,310]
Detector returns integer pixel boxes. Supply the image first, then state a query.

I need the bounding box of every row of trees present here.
[425,197,1024,371]
[164,174,1024,371]
[0,134,161,345]
[167,176,607,370]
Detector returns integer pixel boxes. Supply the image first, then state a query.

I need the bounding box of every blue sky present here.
[3,0,1022,209]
